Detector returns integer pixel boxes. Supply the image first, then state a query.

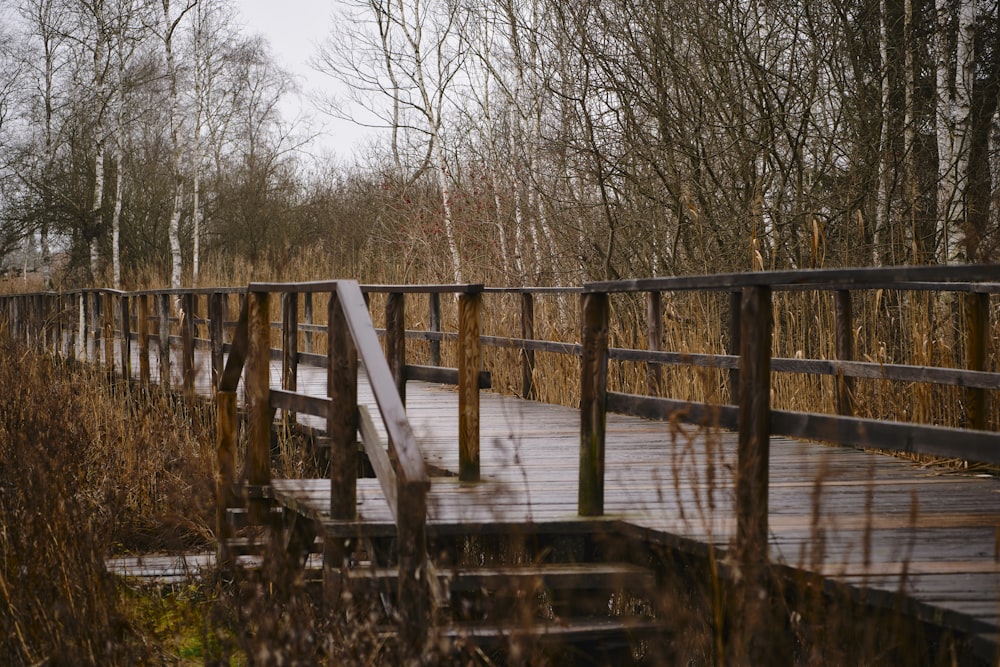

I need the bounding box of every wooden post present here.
[579,292,609,516]
[386,292,406,403]
[735,285,772,564]
[137,294,150,385]
[328,289,358,519]
[646,291,663,396]
[158,293,171,389]
[727,290,741,404]
[428,292,441,367]
[216,389,238,568]
[92,293,102,366]
[397,478,429,651]
[303,291,314,355]
[834,290,855,416]
[458,290,482,482]
[120,294,132,381]
[209,292,225,390]
[103,292,115,374]
[521,292,536,400]
[732,283,775,667]
[54,293,64,356]
[246,290,272,523]
[966,291,990,430]
[77,293,86,360]
[282,292,299,426]
[182,292,196,400]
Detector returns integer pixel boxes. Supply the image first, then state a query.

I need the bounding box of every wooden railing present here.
[575,265,1000,569]
[3,266,999,603]
[212,281,442,636]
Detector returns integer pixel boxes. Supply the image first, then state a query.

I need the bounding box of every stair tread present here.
[347,561,655,590]
[442,616,667,643]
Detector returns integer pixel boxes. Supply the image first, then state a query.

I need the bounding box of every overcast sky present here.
[235,0,378,160]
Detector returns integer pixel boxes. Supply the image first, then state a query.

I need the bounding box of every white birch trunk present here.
[91,143,104,279]
[933,0,973,263]
[873,0,893,264]
[112,148,123,289]
[162,0,185,289]
[433,138,463,284]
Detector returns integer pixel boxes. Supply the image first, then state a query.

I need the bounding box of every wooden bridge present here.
[4,265,1000,663]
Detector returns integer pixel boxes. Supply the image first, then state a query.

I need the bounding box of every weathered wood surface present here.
[109,341,1000,642]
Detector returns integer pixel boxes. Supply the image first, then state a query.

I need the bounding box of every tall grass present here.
[0,337,217,663]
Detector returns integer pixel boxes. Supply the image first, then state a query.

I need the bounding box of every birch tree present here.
[160,0,195,289]
[933,0,976,262]
[318,0,467,283]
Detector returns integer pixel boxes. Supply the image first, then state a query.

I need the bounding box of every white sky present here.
[235,0,379,161]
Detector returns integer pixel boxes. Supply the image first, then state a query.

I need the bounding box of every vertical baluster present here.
[103,292,114,374]
[458,289,482,482]
[579,291,609,516]
[92,293,102,366]
[733,283,774,664]
[209,292,225,390]
[328,287,358,519]
[834,290,855,416]
[159,293,171,389]
[137,294,150,385]
[966,291,990,430]
[282,291,299,425]
[303,291,314,355]
[120,294,132,381]
[727,290,741,404]
[386,292,406,403]
[246,290,271,523]
[428,292,441,367]
[646,291,663,396]
[521,292,536,400]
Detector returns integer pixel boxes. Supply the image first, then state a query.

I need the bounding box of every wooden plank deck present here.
[119,342,1000,647]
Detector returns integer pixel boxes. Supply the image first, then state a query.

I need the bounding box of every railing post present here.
[182,292,196,400]
[732,284,774,664]
[246,290,272,523]
[158,293,171,390]
[834,290,855,416]
[428,292,441,367]
[120,294,132,381]
[77,293,86,360]
[579,291,609,516]
[303,291,314,355]
[735,284,772,564]
[54,293,64,356]
[209,292,225,390]
[103,292,115,374]
[216,388,238,568]
[647,291,663,396]
[328,289,358,519]
[966,291,990,430]
[521,292,536,400]
[397,477,429,651]
[137,294,150,385]
[282,291,299,425]
[727,290,741,404]
[386,292,406,403]
[458,289,482,482]
[92,292,102,366]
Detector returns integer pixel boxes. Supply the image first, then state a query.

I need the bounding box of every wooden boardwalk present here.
[8,267,1000,660]
[127,342,1000,654]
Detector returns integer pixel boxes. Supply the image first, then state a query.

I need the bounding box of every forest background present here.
[0,0,997,291]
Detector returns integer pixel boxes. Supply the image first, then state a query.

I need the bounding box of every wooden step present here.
[225,506,284,530]
[222,534,324,556]
[441,616,668,646]
[346,562,656,593]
